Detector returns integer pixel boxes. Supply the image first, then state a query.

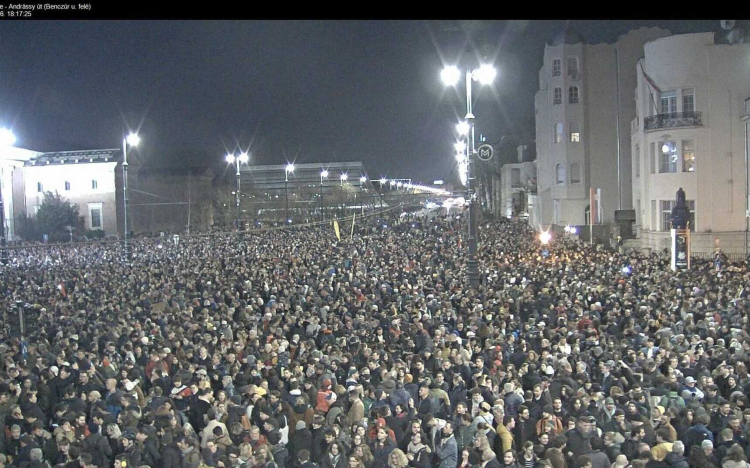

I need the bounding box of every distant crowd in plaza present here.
[0,213,749,468]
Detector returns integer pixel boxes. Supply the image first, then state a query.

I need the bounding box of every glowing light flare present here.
[473,64,497,85]
[285,163,295,173]
[0,128,16,147]
[456,121,470,136]
[238,152,249,164]
[441,66,461,86]
[539,230,552,245]
[321,170,329,178]
[126,133,140,147]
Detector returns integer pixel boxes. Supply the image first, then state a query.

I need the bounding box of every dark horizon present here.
[0,20,720,183]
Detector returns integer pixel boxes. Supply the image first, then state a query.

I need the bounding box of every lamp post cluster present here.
[226,152,250,233]
[441,63,496,289]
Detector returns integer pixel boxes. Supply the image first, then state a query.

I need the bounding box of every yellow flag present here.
[333,219,341,241]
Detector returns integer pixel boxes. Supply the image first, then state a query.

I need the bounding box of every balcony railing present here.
[644,111,703,131]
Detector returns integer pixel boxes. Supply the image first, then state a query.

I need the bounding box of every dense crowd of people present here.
[1,214,750,468]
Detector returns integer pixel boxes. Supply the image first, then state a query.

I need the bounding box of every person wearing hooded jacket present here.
[566,417,594,468]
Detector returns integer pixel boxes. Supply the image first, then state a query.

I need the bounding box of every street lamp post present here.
[285,164,295,223]
[226,152,249,234]
[320,169,328,222]
[340,174,347,218]
[0,128,16,265]
[122,133,140,260]
[442,64,496,289]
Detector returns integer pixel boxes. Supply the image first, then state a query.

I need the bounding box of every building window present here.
[659,141,678,173]
[569,86,579,103]
[570,163,581,184]
[634,145,640,178]
[649,142,656,174]
[682,88,695,114]
[65,181,71,191]
[660,91,677,115]
[554,123,564,144]
[682,139,695,172]
[662,199,695,231]
[37,182,43,193]
[553,87,562,105]
[651,200,657,230]
[555,163,565,185]
[92,179,98,190]
[567,57,579,76]
[511,168,521,188]
[552,59,561,77]
[88,203,103,230]
[569,121,580,143]
[636,199,641,225]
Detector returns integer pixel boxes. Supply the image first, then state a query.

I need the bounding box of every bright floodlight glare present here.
[564,226,571,233]
[238,152,249,163]
[285,163,295,173]
[321,170,329,178]
[360,176,367,183]
[662,143,670,153]
[456,121,470,136]
[341,174,348,181]
[379,178,387,184]
[441,66,461,86]
[540,231,552,245]
[622,266,632,274]
[126,133,140,147]
[225,154,235,163]
[475,64,497,85]
[0,128,16,147]
[570,227,577,235]
[454,141,466,153]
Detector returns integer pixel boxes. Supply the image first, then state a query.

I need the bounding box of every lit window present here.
[552,59,561,77]
[555,163,565,185]
[659,141,678,173]
[553,87,562,105]
[570,163,581,184]
[682,140,695,172]
[569,86,579,104]
[569,121,580,143]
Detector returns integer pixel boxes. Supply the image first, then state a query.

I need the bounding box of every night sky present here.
[0,20,719,183]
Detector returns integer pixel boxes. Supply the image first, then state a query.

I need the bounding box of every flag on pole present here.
[350,213,356,240]
[333,220,341,241]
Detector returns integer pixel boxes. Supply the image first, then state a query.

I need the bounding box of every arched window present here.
[569,121,580,143]
[554,123,564,144]
[570,163,581,184]
[555,163,565,185]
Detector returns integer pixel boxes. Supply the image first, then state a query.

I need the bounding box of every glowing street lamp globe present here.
[126,133,140,147]
[474,64,497,85]
[440,66,461,86]
[238,152,249,164]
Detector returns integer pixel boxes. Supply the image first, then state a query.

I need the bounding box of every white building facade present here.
[631,32,750,254]
[19,149,120,235]
[535,27,671,228]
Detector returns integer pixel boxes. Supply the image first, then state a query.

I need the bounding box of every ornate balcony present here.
[644,111,702,131]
